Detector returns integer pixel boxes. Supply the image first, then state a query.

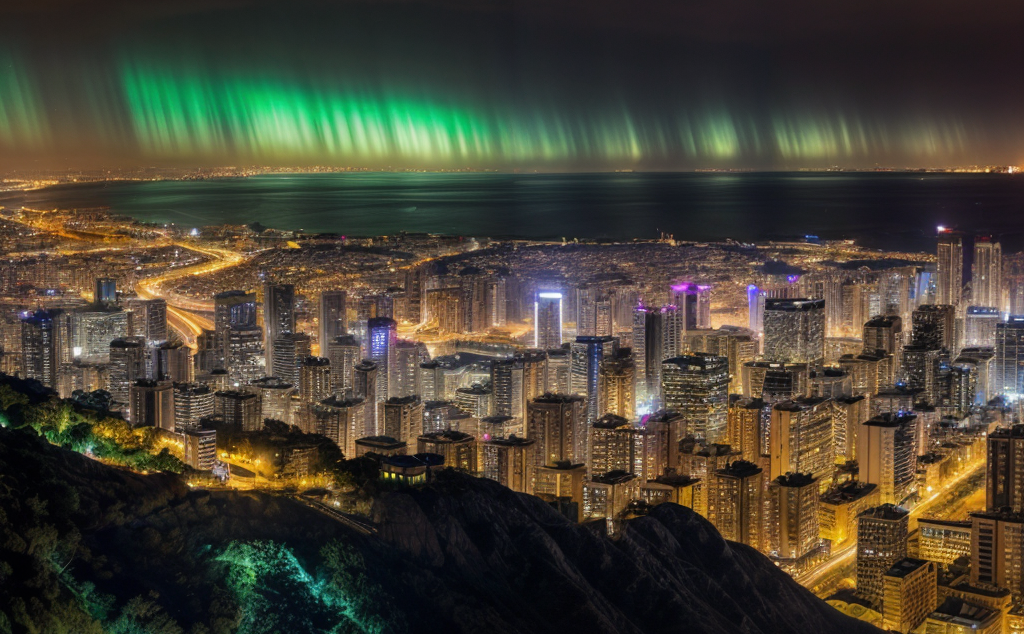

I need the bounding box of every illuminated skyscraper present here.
[313,396,364,457]
[763,298,825,369]
[769,397,833,484]
[670,283,699,331]
[534,292,563,349]
[319,290,347,347]
[214,290,257,366]
[857,413,919,506]
[936,228,963,308]
[272,332,312,386]
[225,324,264,387]
[381,395,424,443]
[768,473,820,564]
[155,340,192,383]
[973,236,1002,310]
[986,424,1024,513]
[130,379,174,430]
[480,436,535,493]
[325,334,360,396]
[214,390,261,432]
[969,510,1024,597]
[20,309,64,390]
[263,283,295,372]
[108,337,147,416]
[173,382,214,432]
[727,396,766,461]
[368,317,397,399]
[299,356,331,405]
[863,315,903,355]
[353,359,380,434]
[128,298,167,343]
[995,316,1024,397]
[392,340,425,398]
[94,277,116,304]
[708,460,764,551]
[856,504,910,607]
[912,304,956,351]
[245,376,295,426]
[73,304,129,362]
[661,353,730,442]
[597,355,635,420]
[526,393,586,485]
[748,284,766,338]
[492,357,525,420]
[570,336,619,425]
[965,306,1000,347]
[881,558,937,633]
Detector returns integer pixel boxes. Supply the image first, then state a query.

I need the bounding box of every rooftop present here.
[884,557,931,579]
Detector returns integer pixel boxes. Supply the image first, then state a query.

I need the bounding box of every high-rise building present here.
[425,287,465,333]
[318,290,347,348]
[325,335,361,397]
[669,282,700,331]
[973,236,1002,310]
[271,332,312,387]
[299,356,331,404]
[833,395,869,463]
[748,284,766,338]
[454,384,491,418]
[768,473,820,563]
[263,282,295,373]
[986,424,1024,513]
[129,379,174,430]
[155,340,192,383]
[545,347,571,394]
[225,324,263,387]
[969,510,1024,597]
[936,229,964,308]
[597,355,635,420]
[569,336,619,424]
[173,382,215,432]
[108,337,147,415]
[881,558,938,633]
[708,460,764,551]
[661,353,730,442]
[72,304,129,362]
[480,436,535,493]
[392,340,424,398]
[856,504,910,607]
[131,298,167,343]
[246,376,295,426]
[20,309,64,390]
[380,395,424,444]
[763,298,826,369]
[95,277,117,304]
[214,390,261,432]
[995,316,1024,397]
[214,290,257,366]
[858,412,919,506]
[492,357,525,420]
[727,396,766,461]
[525,393,586,488]
[183,428,217,470]
[917,518,972,564]
[863,315,903,355]
[353,359,379,435]
[588,413,659,480]
[418,430,477,472]
[312,396,365,458]
[368,317,397,400]
[769,397,833,484]
[912,304,956,351]
[965,306,1000,348]
[534,292,563,349]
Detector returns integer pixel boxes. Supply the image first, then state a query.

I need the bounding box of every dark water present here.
[5,172,1024,252]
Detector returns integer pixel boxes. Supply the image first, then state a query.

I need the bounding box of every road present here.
[799,461,986,596]
[295,496,378,535]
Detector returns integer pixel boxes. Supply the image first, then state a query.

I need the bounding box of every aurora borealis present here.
[0,0,1021,169]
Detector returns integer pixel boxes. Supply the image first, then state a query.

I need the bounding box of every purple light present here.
[787,275,800,284]
[747,284,758,291]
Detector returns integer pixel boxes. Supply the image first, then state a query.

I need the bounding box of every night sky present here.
[1,0,1022,170]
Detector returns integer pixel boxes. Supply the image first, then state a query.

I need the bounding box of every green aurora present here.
[0,53,992,168]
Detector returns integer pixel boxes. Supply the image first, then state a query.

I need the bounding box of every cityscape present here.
[1,198,1024,632]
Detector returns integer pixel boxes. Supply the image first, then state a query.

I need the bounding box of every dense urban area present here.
[2,202,1023,633]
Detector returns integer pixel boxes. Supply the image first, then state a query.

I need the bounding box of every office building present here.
[380,395,424,444]
[313,396,365,458]
[225,324,263,387]
[986,424,1024,513]
[263,282,295,373]
[418,430,476,472]
[214,389,261,432]
[863,315,903,356]
[325,334,360,396]
[72,304,129,362]
[913,304,957,352]
[569,335,619,424]
[183,428,217,470]
[965,307,1000,348]
[857,504,910,607]
[491,357,525,420]
[769,397,833,484]
[129,379,174,430]
[858,413,919,506]
[353,359,379,434]
[996,316,1024,397]
[534,292,563,349]
[763,298,825,370]
[318,290,347,347]
[768,473,820,563]
[708,460,764,551]
[94,277,117,304]
[214,290,257,365]
[299,356,331,404]
[129,298,167,343]
[936,229,964,308]
[173,382,215,432]
[970,510,1024,597]
[20,309,64,390]
[271,332,312,387]
[480,436,535,493]
[882,558,938,633]
[108,337,147,415]
[245,376,295,426]
[973,236,1002,310]
[526,393,586,488]
[597,354,635,421]
[917,519,972,564]
[154,340,192,383]
[661,353,730,442]
[368,317,397,399]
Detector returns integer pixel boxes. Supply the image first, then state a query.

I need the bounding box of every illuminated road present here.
[799,461,986,596]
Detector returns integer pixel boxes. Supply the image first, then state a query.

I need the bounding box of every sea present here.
[4,172,1024,252]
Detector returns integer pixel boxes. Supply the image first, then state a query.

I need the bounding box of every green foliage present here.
[0,383,29,412]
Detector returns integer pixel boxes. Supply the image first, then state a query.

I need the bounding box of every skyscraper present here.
[936,228,964,308]
[173,382,215,432]
[325,334,360,396]
[214,390,261,432]
[856,504,910,607]
[526,393,586,486]
[108,337,147,417]
[569,335,619,425]
[708,459,764,551]
[353,359,379,435]
[534,291,563,349]
[597,355,636,420]
[969,510,1024,597]
[661,353,730,442]
[973,236,1002,310]
[128,298,167,343]
[762,298,825,369]
[769,397,834,484]
[368,317,397,400]
[912,304,956,351]
[858,413,919,506]
[263,283,295,372]
[669,283,699,331]
[214,290,257,366]
[748,284,766,338]
[995,316,1024,397]
[94,277,116,304]
[986,424,1024,513]
[225,325,263,387]
[492,357,526,421]
[318,290,347,348]
[272,332,312,386]
[20,309,63,390]
[155,340,193,383]
[965,306,1000,348]
[129,379,174,430]
[299,356,331,405]
[380,395,424,443]
[768,473,820,564]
